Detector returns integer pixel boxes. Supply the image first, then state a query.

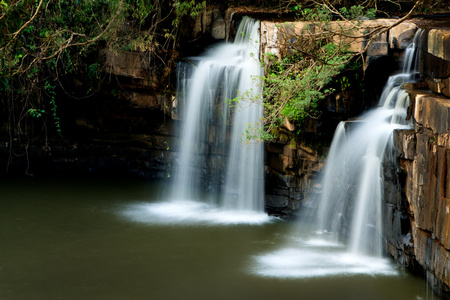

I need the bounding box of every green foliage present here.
[340,76,351,91]
[28,108,46,118]
[242,122,275,144]
[262,50,346,127]
[299,5,333,22]
[339,5,377,20]
[44,80,62,137]
[173,0,205,26]
[0,0,205,146]
[232,4,378,142]
[426,128,436,143]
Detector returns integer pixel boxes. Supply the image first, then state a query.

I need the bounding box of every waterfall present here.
[171,17,264,212]
[316,29,422,256]
[252,28,423,280]
[223,18,264,211]
[125,17,269,226]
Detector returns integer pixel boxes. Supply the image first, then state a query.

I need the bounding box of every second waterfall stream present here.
[252,29,422,277]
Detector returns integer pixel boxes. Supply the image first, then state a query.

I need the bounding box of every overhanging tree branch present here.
[3,0,44,50]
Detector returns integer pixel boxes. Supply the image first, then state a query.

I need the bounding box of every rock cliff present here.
[389,24,450,298]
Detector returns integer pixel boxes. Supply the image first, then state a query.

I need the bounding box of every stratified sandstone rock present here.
[394,129,416,160]
[415,94,450,134]
[423,28,450,98]
[394,91,450,298]
[389,22,418,49]
[428,29,450,61]
[265,140,323,218]
[193,9,226,40]
[260,19,417,58]
[102,50,152,83]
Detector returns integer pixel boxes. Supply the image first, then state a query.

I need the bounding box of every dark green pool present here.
[0,178,431,300]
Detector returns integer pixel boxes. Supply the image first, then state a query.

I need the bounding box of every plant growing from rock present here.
[234,0,423,142]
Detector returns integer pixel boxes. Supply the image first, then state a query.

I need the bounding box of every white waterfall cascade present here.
[125,17,270,226]
[315,88,412,256]
[222,18,264,211]
[316,34,419,256]
[172,16,264,211]
[252,29,422,277]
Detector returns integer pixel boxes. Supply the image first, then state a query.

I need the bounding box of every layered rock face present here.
[265,139,323,217]
[261,19,417,58]
[389,26,450,298]
[0,44,178,178]
[424,28,450,98]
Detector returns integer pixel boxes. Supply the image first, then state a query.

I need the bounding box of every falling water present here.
[171,17,264,211]
[223,19,264,211]
[124,17,269,226]
[252,28,423,278]
[316,30,422,256]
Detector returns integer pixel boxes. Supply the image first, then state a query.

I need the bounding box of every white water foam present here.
[251,237,397,278]
[121,200,273,226]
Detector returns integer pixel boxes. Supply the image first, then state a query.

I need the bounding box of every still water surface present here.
[0,178,431,299]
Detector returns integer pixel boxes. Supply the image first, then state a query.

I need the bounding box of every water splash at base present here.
[121,200,274,226]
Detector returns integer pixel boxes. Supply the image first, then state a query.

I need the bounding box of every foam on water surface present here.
[251,237,397,279]
[121,200,274,226]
